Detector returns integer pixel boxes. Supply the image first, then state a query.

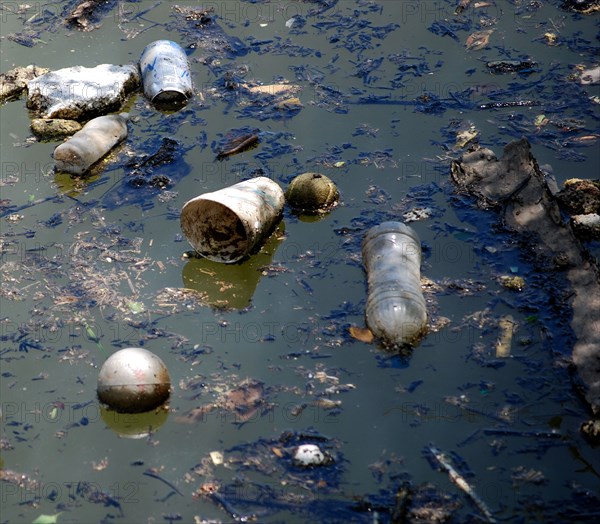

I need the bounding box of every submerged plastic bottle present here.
[53,113,129,175]
[362,221,428,348]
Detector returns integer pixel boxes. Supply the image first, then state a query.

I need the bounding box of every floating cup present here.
[139,40,193,106]
[180,176,285,263]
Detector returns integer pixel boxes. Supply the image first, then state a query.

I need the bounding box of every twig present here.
[428,445,496,523]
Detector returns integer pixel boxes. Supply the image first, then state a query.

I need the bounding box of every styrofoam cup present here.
[180,176,285,263]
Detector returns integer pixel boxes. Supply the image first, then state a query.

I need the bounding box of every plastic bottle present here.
[53,113,129,175]
[362,221,428,348]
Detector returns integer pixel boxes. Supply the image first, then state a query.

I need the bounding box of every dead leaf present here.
[466,29,493,50]
[210,451,224,465]
[242,83,300,96]
[91,457,108,471]
[349,326,374,343]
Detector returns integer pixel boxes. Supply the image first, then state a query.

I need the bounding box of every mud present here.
[451,138,600,415]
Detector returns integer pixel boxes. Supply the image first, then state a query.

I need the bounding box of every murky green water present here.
[1,1,599,523]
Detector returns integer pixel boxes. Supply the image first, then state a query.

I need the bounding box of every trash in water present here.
[139,40,193,107]
[97,347,171,413]
[180,176,285,263]
[495,315,516,358]
[465,30,494,51]
[362,222,429,349]
[53,113,129,175]
[285,172,340,214]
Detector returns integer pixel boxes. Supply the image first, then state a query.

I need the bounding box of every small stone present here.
[31,118,82,140]
[557,179,600,215]
[285,172,339,214]
[571,213,600,241]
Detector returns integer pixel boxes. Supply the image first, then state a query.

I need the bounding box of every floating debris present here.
[427,445,497,523]
[486,60,537,74]
[495,315,516,358]
[292,444,332,467]
[97,347,171,413]
[403,207,433,222]
[499,275,526,291]
[348,326,374,343]
[465,30,493,51]
[285,172,340,214]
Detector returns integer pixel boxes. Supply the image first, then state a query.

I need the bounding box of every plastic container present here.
[180,176,285,263]
[139,40,193,106]
[97,347,171,413]
[53,113,128,175]
[362,222,428,348]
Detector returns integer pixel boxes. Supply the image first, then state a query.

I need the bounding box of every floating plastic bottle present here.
[139,40,193,106]
[53,113,129,175]
[362,221,428,348]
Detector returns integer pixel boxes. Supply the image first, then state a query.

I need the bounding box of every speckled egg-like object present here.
[285,172,339,214]
[292,444,329,467]
[97,347,171,413]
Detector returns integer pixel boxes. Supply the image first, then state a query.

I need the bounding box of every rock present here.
[571,214,600,241]
[285,172,340,214]
[27,64,140,120]
[0,65,50,103]
[580,418,600,445]
[562,0,600,14]
[31,118,82,140]
[452,138,600,414]
[556,179,600,215]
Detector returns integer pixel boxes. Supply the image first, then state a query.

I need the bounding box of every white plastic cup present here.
[139,40,193,106]
[362,222,428,348]
[180,176,285,263]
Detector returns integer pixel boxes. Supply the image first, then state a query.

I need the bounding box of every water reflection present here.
[182,222,285,309]
[100,406,169,439]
